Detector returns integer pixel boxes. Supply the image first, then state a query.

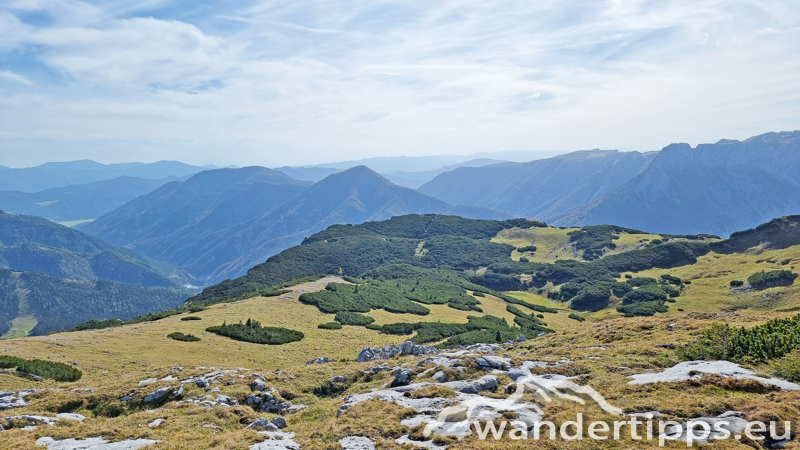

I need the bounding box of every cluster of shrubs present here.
[517,245,537,253]
[568,313,586,322]
[71,318,124,331]
[680,315,800,362]
[747,270,797,288]
[567,225,642,260]
[167,332,200,342]
[0,355,82,381]
[318,322,342,330]
[380,312,550,347]
[206,319,304,345]
[334,311,375,326]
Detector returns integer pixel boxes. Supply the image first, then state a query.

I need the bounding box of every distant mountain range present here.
[420,131,800,236]
[276,158,508,188]
[80,166,513,282]
[0,160,213,192]
[553,132,800,235]
[419,150,656,220]
[0,175,189,223]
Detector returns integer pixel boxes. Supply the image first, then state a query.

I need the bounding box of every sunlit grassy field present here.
[493,227,664,263]
[0,315,38,340]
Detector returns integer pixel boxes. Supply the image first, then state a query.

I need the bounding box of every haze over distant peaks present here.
[80,165,512,282]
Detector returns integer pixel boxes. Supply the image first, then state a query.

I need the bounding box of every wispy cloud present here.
[0,0,799,167]
[0,70,32,85]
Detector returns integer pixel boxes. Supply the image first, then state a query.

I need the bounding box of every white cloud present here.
[0,70,32,85]
[0,0,799,167]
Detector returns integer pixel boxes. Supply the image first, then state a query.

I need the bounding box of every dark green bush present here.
[206,319,304,345]
[334,311,375,326]
[16,359,82,382]
[318,322,343,330]
[568,313,586,322]
[518,245,537,252]
[680,316,800,362]
[167,332,200,342]
[0,355,25,369]
[730,280,744,287]
[747,270,797,288]
[365,323,383,331]
[181,316,202,321]
[70,318,124,331]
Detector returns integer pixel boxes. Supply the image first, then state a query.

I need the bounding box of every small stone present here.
[252,379,267,391]
[432,371,447,382]
[332,375,346,383]
[148,418,165,427]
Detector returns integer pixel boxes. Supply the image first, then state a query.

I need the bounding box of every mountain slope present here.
[418,150,656,220]
[174,166,515,281]
[0,211,188,287]
[0,175,186,222]
[0,160,210,192]
[556,132,800,235]
[80,166,512,282]
[80,166,312,254]
[0,268,188,336]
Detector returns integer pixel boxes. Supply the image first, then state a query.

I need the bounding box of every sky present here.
[0,0,799,168]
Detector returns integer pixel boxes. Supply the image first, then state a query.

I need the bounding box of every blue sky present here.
[1,0,799,167]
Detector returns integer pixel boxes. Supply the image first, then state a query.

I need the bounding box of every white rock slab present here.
[36,436,158,450]
[628,361,800,390]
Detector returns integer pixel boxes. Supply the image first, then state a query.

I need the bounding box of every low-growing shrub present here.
[365,323,383,331]
[334,311,375,326]
[747,270,797,288]
[70,318,125,331]
[770,350,800,382]
[0,355,25,369]
[517,245,537,253]
[167,332,200,342]
[568,313,586,322]
[318,322,343,330]
[16,359,82,382]
[206,319,304,345]
[181,316,202,321]
[729,280,744,287]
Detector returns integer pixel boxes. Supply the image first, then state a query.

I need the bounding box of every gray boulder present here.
[143,387,171,403]
[392,369,413,387]
[332,375,346,383]
[432,371,447,382]
[271,417,288,429]
[252,379,267,391]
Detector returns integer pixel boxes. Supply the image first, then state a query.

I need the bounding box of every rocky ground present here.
[3,313,800,449]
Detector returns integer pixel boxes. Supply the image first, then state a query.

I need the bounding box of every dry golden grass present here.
[3,272,800,449]
[493,227,665,263]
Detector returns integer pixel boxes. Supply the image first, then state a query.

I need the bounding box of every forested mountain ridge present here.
[0,268,188,336]
[0,211,189,288]
[188,214,799,324]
